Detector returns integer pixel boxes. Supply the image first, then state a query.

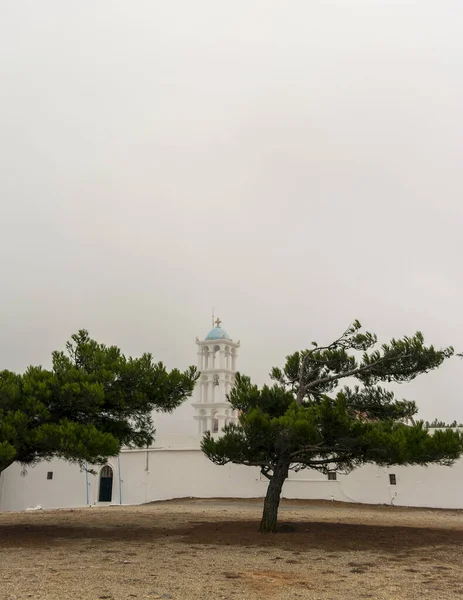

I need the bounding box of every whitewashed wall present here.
[2,433,463,512]
[0,460,90,511]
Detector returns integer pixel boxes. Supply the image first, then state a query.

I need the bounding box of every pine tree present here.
[0,330,199,475]
[202,321,463,532]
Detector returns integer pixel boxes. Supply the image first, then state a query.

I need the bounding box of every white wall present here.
[119,450,264,505]
[383,462,463,509]
[2,444,463,512]
[283,461,463,508]
[0,460,88,512]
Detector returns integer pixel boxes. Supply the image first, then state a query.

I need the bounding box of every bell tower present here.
[192,318,240,435]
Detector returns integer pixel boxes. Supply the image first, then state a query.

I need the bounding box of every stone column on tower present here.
[231,350,236,372]
[219,347,224,369]
[206,415,213,432]
[218,377,225,401]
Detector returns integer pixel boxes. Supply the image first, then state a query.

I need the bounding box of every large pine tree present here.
[202,321,463,532]
[0,330,199,475]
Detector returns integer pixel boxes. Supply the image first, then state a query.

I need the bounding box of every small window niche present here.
[389,473,397,486]
[327,472,337,481]
[47,471,53,480]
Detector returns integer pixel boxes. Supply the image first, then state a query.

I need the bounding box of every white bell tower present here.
[192,318,240,435]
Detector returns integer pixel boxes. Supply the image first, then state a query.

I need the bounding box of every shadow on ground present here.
[1,519,463,555]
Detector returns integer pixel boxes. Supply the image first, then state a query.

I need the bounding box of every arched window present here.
[203,347,209,369]
[212,412,219,433]
[211,345,219,369]
[100,465,112,478]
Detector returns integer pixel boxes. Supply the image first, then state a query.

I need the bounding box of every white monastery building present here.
[2,321,463,512]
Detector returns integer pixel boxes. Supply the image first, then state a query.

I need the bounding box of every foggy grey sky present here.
[1,1,463,431]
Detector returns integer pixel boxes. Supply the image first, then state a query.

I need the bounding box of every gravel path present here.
[1,498,463,599]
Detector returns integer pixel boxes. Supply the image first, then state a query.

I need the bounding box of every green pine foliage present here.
[425,418,463,428]
[0,330,199,474]
[202,321,463,532]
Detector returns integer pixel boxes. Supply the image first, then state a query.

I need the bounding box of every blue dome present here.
[205,326,231,341]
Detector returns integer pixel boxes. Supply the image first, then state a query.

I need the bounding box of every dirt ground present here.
[1,499,463,600]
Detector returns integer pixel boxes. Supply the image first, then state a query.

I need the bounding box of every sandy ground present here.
[1,499,463,600]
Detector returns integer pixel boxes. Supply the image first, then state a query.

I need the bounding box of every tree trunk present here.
[259,461,289,533]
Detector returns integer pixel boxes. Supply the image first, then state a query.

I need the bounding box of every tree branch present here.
[296,350,413,404]
[296,321,366,403]
[209,456,275,470]
[296,325,353,388]
[305,360,385,392]
[260,466,273,480]
[289,450,351,464]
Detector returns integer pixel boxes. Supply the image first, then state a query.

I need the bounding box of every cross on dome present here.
[205,318,231,341]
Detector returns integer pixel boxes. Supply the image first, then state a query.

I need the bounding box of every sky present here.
[1,1,463,432]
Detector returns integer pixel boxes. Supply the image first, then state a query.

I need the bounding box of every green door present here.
[98,465,113,502]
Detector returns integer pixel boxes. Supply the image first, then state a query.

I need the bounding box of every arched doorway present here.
[98,465,113,502]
